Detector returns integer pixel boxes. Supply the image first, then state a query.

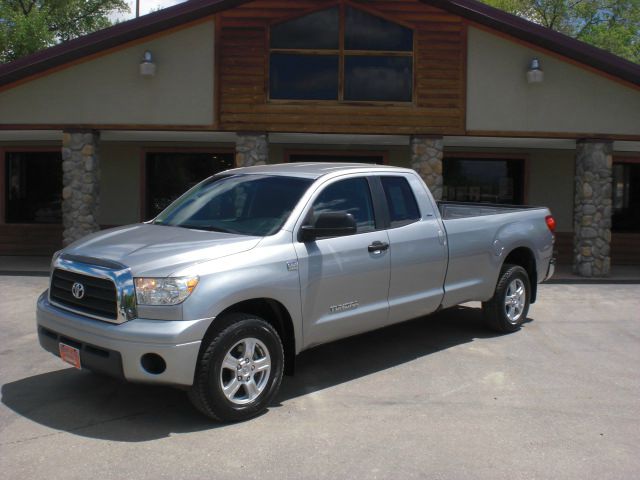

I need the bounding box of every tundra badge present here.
[330,301,359,313]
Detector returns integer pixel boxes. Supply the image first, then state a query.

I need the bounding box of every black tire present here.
[482,264,531,333]
[188,313,284,422]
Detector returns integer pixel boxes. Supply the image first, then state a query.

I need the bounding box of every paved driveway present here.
[1,276,639,479]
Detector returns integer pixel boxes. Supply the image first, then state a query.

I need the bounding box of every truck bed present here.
[437,201,553,309]
[437,201,545,220]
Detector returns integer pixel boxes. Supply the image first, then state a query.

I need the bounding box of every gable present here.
[0,20,215,127]
[217,0,466,135]
[466,27,640,136]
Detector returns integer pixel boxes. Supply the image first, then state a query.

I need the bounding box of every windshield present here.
[153,174,313,236]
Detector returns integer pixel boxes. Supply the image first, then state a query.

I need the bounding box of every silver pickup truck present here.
[37,163,555,421]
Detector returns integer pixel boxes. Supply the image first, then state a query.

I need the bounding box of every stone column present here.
[235,132,269,167]
[410,135,443,200]
[573,139,613,277]
[61,130,101,246]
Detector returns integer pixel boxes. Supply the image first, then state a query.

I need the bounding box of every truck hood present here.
[64,224,261,277]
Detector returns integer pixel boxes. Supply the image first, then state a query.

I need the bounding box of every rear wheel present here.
[188,313,284,422]
[482,264,530,333]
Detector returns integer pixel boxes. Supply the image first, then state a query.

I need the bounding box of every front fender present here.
[178,235,303,354]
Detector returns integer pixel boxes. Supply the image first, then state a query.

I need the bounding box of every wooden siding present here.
[218,0,466,135]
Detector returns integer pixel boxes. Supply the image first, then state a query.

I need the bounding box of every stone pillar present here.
[573,139,613,277]
[235,132,269,167]
[410,135,443,200]
[61,130,101,246]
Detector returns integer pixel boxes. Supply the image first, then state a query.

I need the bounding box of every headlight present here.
[134,276,199,306]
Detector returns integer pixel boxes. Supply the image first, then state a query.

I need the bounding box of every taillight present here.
[545,215,556,233]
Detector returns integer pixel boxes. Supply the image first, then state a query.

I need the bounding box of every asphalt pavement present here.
[1,276,639,479]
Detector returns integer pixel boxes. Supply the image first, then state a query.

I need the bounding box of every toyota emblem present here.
[71,282,85,299]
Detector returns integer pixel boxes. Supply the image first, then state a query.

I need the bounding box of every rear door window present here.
[381,176,421,228]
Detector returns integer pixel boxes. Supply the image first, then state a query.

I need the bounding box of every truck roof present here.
[226,162,410,179]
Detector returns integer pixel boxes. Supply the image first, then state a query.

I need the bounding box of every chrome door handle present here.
[368,241,389,253]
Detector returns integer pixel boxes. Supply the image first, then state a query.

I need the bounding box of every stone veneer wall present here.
[235,132,268,167]
[61,130,101,245]
[410,136,443,200]
[573,140,613,276]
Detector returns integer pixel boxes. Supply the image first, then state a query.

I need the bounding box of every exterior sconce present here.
[139,50,156,77]
[526,58,544,83]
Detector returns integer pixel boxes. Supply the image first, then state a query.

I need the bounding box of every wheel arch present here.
[502,247,538,303]
[199,298,296,376]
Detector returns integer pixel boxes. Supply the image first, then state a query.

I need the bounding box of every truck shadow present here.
[1,306,531,442]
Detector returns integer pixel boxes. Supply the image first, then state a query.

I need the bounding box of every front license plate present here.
[59,343,81,369]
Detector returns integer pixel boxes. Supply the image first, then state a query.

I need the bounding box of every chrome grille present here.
[50,268,118,320]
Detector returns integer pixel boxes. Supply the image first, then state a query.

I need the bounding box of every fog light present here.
[141,353,166,374]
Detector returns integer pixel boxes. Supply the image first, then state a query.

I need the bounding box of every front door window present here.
[311,177,376,233]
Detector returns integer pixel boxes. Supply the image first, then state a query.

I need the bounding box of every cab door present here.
[294,176,391,348]
[378,174,448,322]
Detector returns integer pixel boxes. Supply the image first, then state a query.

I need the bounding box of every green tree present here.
[0,0,129,63]
[481,0,640,63]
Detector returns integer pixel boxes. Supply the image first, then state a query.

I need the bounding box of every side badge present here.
[286,261,299,272]
[330,301,359,314]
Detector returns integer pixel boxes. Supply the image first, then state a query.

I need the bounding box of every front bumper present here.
[36,291,215,386]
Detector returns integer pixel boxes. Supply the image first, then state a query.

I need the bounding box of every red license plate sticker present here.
[59,343,81,369]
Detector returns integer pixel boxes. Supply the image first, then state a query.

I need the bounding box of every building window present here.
[442,157,525,204]
[286,151,386,164]
[5,151,62,223]
[270,53,339,100]
[612,163,640,232]
[144,151,234,220]
[269,4,413,103]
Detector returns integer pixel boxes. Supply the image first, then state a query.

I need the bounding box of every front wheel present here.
[188,313,284,422]
[482,264,531,333]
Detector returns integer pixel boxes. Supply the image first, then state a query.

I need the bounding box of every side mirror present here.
[300,212,357,241]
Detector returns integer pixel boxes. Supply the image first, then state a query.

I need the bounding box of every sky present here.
[112,0,187,21]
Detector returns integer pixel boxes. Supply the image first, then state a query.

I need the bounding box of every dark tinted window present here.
[442,158,524,204]
[289,153,384,164]
[5,151,62,223]
[271,7,339,49]
[345,6,413,51]
[344,55,412,102]
[312,178,375,233]
[268,6,413,103]
[155,175,312,236]
[612,163,640,232]
[145,152,234,219]
[381,176,421,227]
[270,54,339,100]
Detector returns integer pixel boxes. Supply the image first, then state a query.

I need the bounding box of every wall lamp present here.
[139,50,156,77]
[526,58,544,83]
